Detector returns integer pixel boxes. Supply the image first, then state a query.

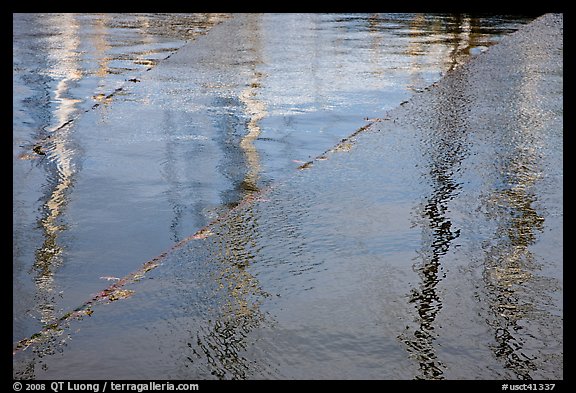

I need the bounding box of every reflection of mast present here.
[479,53,549,379]
[402,109,466,379]
[404,14,484,91]
[190,15,269,379]
[405,13,429,91]
[238,15,266,194]
[405,165,461,380]
[444,14,468,72]
[365,14,384,77]
[89,14,115,113]
[400,20,473,377]
[443,15,487,73]
[193,193,269,380]
[90,14,111,78]
[238,75,265,193]
[33,13,83,326]
[481,168,543,379]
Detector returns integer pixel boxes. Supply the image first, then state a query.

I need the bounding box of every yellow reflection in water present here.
[33,13,83,326]
[238,16,266,194]
[405,14,484,90]
[192,204,269,380]
[238,73,266,193]
[191,15,270,379]
[90,14,112,78]
[479,49,555,379]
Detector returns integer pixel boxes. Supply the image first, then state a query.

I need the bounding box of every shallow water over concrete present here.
[13,13,561,380]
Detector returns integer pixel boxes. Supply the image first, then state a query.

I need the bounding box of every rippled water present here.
[14,13,562,380]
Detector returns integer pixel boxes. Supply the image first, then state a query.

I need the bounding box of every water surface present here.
[13,13,560,380]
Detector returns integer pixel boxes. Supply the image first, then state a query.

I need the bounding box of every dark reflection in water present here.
[399,16,478,380]
[397,14,562,380]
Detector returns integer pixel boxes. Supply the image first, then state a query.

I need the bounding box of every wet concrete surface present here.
[13,13,561,380]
